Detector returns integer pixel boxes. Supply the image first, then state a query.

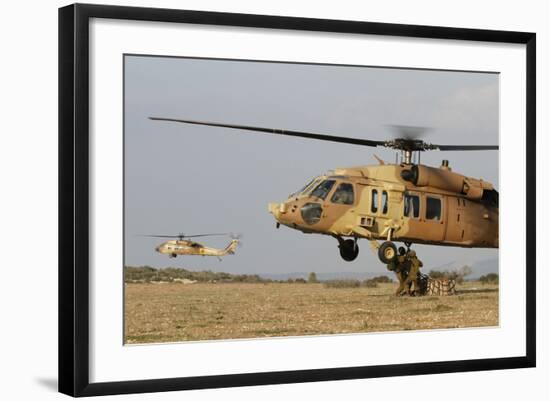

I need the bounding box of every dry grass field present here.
[124,281,498,344]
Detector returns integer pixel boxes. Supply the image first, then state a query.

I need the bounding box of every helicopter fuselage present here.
[268,162,498,251]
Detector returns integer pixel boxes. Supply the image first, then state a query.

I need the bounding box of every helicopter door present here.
[315,181,356,232]
[419,194,445,241]
[444,196,466,243]
[402,192,423,239]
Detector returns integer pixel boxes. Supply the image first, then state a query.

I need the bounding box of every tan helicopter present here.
[150,117,498,265]
[145,233,240,259]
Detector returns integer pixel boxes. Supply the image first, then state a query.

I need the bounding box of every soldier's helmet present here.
[408,250,416,257]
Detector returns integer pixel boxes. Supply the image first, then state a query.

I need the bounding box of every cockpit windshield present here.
[310,180,336,200]
[290,177,322,198]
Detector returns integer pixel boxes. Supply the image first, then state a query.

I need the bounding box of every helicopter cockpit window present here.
[291,178,319,198]
[426,197,441,220]
[331,183,354,205]
[300,179,317,194]
[371,189,378,213]
[310,180,336,200]
[382,191,388,214]
[404,194,420,218]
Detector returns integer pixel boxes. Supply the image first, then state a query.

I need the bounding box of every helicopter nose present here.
[269,202,298,227]
[268,202,283,220]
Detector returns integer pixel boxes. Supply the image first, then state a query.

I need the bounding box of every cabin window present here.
[371,189,378,213]
[331,183,354,205]
[382,191,388,214]
[310,180,335,200]
[426,197,441,220]
[404,194,419,218]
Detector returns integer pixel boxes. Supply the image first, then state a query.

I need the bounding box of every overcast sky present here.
[124,55,499,275]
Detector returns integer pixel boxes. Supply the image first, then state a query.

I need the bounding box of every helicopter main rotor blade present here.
[183,233,230,238]
[151,117,498,152]
[140,234,179,238]
[140,233,229,238]
[434,144,499,151]
[149,117,386,148]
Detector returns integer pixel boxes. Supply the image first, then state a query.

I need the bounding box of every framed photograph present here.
[59,3,536,397]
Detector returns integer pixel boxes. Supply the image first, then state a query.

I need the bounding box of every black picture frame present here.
[59,3,536,397]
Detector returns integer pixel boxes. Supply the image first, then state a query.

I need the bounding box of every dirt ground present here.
[124,281,498,344]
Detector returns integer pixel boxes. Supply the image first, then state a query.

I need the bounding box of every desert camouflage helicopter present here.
[150,117,498,265]
[144,233,240,260]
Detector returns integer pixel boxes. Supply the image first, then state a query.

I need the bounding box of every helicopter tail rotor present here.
[230,233,244,247]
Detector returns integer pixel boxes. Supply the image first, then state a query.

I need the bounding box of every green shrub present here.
[363,279,378,288]
[308,272,319,283]
[369,275,393,283]
[480,273,499,284]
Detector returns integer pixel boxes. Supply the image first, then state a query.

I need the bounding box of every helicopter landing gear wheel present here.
[339,239,359,262]
[170,253,177,258]
[378,241,397,264]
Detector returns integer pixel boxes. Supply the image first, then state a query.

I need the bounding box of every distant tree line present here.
[428,265,473,284]
[479,273,499,284]
[125,267,396,286]
[124,266,265,284]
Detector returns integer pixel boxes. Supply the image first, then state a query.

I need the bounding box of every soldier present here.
[402,250,424,295]
[387,247,411,296]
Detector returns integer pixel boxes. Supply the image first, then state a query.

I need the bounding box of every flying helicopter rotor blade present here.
[139,233,229,238]
[183,233,230,238]
[150,117,499,153]
[229,233,244,247]
[434,144,499,151]
[149,117,386,148]
[139,234,180,238]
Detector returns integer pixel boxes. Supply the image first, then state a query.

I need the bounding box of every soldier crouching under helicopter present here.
[386,247,426,296]
[386,247,409,296]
